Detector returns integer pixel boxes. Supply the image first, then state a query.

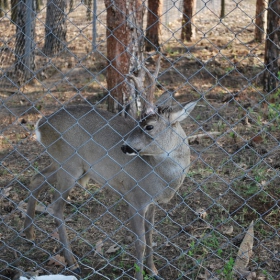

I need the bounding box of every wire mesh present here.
[1,0,279,279]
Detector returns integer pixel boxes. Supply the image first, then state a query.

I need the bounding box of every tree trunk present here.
[263,0,280,94]
[220,0,225,18]
[255,0,266,42]
[43,0,67,56]
[105,0,145,116]
[14,0,36,84]
[0,0,9,17]
[36,0,43,12]
[145,0,161,52]
[11,0,17,23]
[0,0,4,17]
[85,0,92,21]
[181,0,196,42]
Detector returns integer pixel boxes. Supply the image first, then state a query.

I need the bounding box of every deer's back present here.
[36,106,135,164]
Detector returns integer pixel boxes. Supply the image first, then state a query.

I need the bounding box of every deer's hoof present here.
[24,229,36,241]
[71,267,81,275]
[152,275,164,280]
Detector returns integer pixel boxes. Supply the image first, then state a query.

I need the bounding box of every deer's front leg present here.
[145,204,159,277]
[129,205,148,280]
[51,171,80,273]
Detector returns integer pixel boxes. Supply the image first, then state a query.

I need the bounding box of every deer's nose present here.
[121,145,139,155]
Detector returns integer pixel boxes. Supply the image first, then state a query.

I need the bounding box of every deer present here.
[23,57,197,280]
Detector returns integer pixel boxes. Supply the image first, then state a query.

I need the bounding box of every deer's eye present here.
[145,125,154,131]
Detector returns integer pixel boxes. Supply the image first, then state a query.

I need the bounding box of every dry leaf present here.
[51,231,59,240]
[123,235,133,244]
[222,225,234,236]
[106,244,120,254]
[251,135,263,144]
[48,254,67,267]
[35,204,54,215]
[1,187,12,198]
[196,208,207,219]
[198,269,211,279]
[246,271,256,280]
[94,239,103,256]
[52,246,58,253]
[164,241,170,247]
[23,270,40,278]
[17,201,27,218]
[19,201,54,216]
[233,221,254,274]
[12,192,19,201]
[260,180,267,186]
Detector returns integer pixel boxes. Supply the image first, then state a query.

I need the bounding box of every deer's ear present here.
[169,101,197,123]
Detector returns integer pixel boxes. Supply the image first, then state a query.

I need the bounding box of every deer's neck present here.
[143,144,189,203]
[150,144,189,171]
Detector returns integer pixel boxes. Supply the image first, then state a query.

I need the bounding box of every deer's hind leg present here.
[24,163,57,240]
[51,167,85,273]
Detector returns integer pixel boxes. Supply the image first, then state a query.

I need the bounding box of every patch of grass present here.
[1,136,10,145]
[0,168,8,176]
[262,269,274,280]
[267,89,280,125]
[217,256,235,280]
[225,66,234,73]
[201,232,221,251]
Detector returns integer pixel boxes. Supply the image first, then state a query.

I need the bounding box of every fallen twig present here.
[188,132,222,143]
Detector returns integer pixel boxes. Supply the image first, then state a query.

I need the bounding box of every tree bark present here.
[14,0,36,84]
[0,0,8,17]
[11,0,18,23]
[220,0,225,18]
[145,0,161,52]
[263,0,280,94]
[181,0,196,42]
[0,0,4,17]
[105,0,145,115]
[255,0,266,42]
[43,0,67,56]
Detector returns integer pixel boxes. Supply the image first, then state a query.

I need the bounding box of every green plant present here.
[134,263,154,279]
[216,257,235,279]
[1,137,10,145]
[0,169,8,176]
[201,232,220,251]
[268,89,280,124]
[33,161,39,170]
[81,258,91,265]
[213,120,227,132]
[222,257,235,279]
[134,263,141,273]
[188,240,196,257]
[262,269,274,280]
[217,248,223,257]
[225,66,234,73]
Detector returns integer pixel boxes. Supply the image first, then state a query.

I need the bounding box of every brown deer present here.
[23,59,197,280]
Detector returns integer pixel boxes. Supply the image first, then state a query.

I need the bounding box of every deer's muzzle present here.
[121,145,139,156]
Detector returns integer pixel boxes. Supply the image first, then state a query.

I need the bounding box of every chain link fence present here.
[1,0,280,279]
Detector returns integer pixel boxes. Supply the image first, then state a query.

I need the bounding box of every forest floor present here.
[1,1,280,280]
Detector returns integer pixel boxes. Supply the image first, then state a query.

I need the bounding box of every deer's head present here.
[121,100,197,156]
